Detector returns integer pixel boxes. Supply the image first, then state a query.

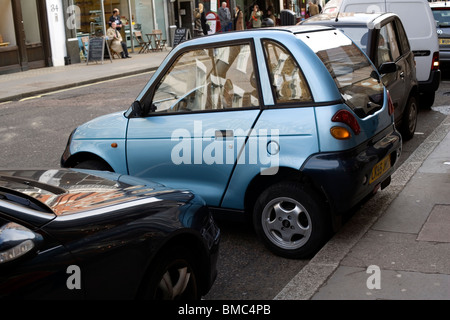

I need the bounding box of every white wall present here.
[46,0,67,66]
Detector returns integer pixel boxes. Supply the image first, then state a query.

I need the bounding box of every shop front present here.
[0,0,51,75]
[69,0,170,56]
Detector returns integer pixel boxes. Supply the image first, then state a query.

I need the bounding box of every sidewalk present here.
[1,52,450,300]
[276,114,450,300]
[0,49,170,103]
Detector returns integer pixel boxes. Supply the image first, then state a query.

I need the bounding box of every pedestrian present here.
[108,9,129,55]
[106,21,131,58]
[266,7,277,26]
[218,1,232,32]
[194,3,210,36]
[307,0,320,17]
[109,8,123,31]
[251,5,263,28]
[234,5,244,30]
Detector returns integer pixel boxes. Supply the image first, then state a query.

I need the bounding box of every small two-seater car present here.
[0,169,220,299]
[61,26,402,259]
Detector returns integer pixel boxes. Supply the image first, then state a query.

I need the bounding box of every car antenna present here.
[335,10,340,22]
[335,1,341,22]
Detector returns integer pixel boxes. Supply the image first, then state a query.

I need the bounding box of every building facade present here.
[0,0,310,75]
[0,0,52,74]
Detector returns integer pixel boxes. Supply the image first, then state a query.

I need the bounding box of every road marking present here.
[16,71,153,101]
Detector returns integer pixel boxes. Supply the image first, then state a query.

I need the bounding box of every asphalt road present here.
[0,70,448,300]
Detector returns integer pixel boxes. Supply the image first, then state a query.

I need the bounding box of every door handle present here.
[215,130,233,139]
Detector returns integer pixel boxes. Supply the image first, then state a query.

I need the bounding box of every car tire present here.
[139,246,200,300]
[400,95,418,141]
[74,160,111,171]
[253,182,331,259]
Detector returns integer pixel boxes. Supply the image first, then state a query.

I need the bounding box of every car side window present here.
[151,44,259,113]
[262,40,312,103]
[395,19,410,55]
[376,23,401,67]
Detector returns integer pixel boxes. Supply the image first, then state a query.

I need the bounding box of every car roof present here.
[302,12,398,26]
[174,24,336,48]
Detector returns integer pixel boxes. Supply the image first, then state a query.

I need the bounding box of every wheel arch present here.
[62,152,114,171]
[137,231,213,298]
[243,166,344,232]
[244,167,330,212]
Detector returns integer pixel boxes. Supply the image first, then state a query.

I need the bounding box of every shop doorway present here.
[0,0,50,74]
[21,0,49,69]
[178,0,194,36]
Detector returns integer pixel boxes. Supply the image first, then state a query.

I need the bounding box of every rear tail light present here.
[387,90,394,116]
[331,109,361,139]
[432,52,440,71]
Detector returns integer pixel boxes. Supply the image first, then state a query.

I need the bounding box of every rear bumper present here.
[301,124,402,215]
[439,49,450,63]
[418,69,441,94]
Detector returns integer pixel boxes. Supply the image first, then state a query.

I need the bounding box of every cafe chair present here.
[152,29,167,51]
[134,31,150,53]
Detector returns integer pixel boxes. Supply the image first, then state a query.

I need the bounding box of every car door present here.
[374,20,408,122]
[126,42,262,206]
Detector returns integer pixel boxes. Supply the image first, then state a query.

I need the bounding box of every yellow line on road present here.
[17,71,153,101]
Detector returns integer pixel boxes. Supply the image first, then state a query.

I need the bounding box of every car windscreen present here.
[432,8,450,28]
[297,30,384,118]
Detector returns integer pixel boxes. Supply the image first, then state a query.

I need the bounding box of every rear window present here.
[432,8,450,28]
[297,30,384,118]
[337,26,370,52]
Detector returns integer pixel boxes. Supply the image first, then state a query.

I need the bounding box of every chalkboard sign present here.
[173,28,191,47]
[87,37,112,64]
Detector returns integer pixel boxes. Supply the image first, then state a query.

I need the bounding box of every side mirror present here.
[378,62,397,74]
[0,222,42,265]
[131,100,144,117]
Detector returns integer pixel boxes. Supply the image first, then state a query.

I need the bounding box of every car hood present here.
[0,169,188,216]
[72,111,128,140]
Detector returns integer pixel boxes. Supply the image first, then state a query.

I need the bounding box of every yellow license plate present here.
[369,155,391,184]
[439,38,450,45]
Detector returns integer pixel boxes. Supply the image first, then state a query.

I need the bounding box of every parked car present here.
[0,169,220,299]
[301,12,419,140]
[430,1,450,65]
[328,0,441,108]
[61,26,402,259]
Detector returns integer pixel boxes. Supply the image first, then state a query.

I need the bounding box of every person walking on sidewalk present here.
[218,2,232,32]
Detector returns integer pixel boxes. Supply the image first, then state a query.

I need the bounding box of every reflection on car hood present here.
[0,169,182,216]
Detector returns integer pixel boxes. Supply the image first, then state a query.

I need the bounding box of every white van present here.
[328,0,441,107]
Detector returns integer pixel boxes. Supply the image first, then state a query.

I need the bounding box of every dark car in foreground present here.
[301,12,419,140]
[0,169,220,299]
